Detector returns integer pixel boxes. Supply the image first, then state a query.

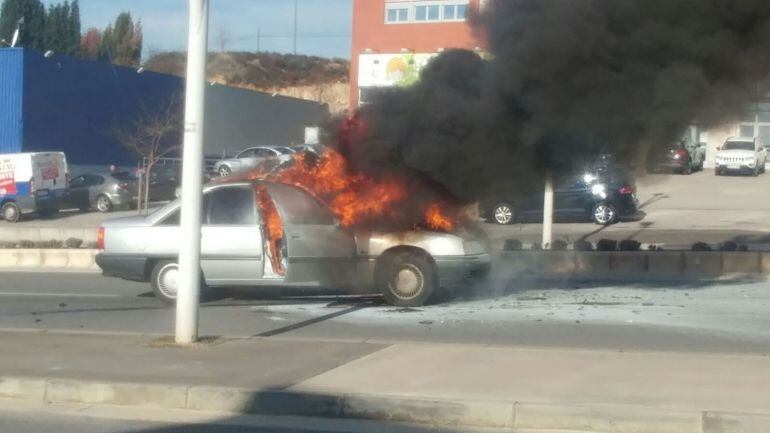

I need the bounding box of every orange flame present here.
[425,202,454,231]
[255,185,285,275]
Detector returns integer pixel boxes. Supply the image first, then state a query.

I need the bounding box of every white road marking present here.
[0,292,121,298]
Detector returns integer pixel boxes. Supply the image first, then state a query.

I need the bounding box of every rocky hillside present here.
[145,52,350,112]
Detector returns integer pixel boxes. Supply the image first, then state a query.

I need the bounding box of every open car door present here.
[266,183,356,288]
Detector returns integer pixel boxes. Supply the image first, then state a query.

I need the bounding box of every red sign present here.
[41,164,59,180]
[0,171,16,195]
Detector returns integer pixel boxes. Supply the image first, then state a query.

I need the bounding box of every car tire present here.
[96,195,113,213]
[591,202,617,225]
[377,251,436,307]
[218,165,232,177]
[150,260,211,306]
[761,164,766,174]
[715,168,721,176]
[682,161,693,175]
[2,202,21,223]
[752,166,759,177]
[491,202,515,225]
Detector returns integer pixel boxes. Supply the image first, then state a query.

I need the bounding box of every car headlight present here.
[463,241,486,255]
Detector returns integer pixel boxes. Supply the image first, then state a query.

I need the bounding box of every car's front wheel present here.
[2,202,20,223]
[491,202,515,225]
[377,251,436,307]
[591,203,617,225]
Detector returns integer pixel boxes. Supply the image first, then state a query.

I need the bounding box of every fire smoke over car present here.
[330,0,770,203]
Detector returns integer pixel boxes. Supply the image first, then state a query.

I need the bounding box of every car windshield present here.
[723,141,754,151]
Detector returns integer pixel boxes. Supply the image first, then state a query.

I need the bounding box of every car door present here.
[66,175,89,209]
[554,176,590,220]
[200,185,265,284]
[266,183,356,288]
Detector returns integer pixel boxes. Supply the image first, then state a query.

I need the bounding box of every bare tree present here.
[217,26,230,53]
[115,95,182,214]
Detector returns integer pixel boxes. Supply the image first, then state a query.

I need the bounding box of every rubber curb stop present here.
[1,377,768,433]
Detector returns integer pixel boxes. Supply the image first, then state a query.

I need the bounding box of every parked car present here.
[715,137,767,176]
[66,172,137,212]
[0,152,68,222]
[213,146,294,177]
[96,181,490,307]
[646,135,706,174]
[482,170,640,226]
[146,165,181,202]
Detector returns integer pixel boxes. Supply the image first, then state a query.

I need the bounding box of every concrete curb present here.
[0,249,97,270]
[1,376,768,432]
[498,250,770,280]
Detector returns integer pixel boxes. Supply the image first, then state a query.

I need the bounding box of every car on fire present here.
[714,137,767,176]
[95,180,491,307]
[482,170,640,225]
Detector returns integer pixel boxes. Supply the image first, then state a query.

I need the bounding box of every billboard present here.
[358,53,439,88]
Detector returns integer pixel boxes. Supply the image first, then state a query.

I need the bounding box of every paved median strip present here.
[1,376,768,432]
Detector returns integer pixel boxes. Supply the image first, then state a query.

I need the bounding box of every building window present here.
[385,1,469,24]
[386,5,409,23]
[739,103,770,145]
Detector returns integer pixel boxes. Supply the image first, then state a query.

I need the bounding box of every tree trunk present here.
[144,161,153,214]
[136,163,144,215]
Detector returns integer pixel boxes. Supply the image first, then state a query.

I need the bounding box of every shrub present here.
[596,239,618,251]
[691,242,712,251]
[551,240,568,251]
[573,240,593,251]
[738,245,749,252]
[503,239,522,251]
[618,239,641,251]
[530,242,543,251]
[36,240,63,249]
[18,240,34,248]
[65,238,84,249]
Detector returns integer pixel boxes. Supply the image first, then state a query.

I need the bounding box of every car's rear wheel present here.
[682,160,693,175]
[591,203,617,225]
[218,165,232,177]
[96,195,113,213]
[377,252,436,307]
[491,202,514,225]
[2,202,20,223]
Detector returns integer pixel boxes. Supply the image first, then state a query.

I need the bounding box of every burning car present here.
[95,180,490,307]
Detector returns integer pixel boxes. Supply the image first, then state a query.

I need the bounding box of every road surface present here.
[1,272,768,354]
[0,400,498,433]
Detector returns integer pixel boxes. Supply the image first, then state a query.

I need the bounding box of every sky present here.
[42,0,353,59]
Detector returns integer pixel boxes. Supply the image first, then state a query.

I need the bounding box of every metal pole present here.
[542,172,554,249]
[176,0,209,344]
[293,0,298,54]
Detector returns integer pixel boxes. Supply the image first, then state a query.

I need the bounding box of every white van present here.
[0,152,69,222]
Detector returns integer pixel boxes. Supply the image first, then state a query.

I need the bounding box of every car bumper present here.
[716,163,758,173]
[96,254,148,281]
[649,160,688,171]
[435,253,492,289]
[106,191,136,207]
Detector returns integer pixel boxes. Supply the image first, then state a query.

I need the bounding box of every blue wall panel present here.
[0,49,24,154]
[22,49,181,166]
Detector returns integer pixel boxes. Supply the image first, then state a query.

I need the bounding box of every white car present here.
[715,137,767,176]
[213,146,294,177]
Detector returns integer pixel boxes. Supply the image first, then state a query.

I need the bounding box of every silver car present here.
[95,181,491,307]
[213,146,294,177]
[66,172,137,213]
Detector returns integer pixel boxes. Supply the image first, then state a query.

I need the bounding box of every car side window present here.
[254,148,275,158]
[69,175,86,188]
[267,183,335,225]
[206,187,257,225]
[236,149,255,158]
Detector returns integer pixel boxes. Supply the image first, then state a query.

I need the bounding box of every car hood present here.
[100,215,153,228]
[717,150,755,157]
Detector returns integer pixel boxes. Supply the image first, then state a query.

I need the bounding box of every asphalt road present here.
[1,272,769,354]
[0,400,494,433]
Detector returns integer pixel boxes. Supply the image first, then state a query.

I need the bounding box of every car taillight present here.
[97,227,105,251]
[619,185,635,195]
[117,183,128,190]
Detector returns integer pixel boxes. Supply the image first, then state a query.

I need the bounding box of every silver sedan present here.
[96,181,491,307]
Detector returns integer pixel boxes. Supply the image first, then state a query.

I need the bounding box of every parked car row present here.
[212,144,325,177]
[646,135,706,175]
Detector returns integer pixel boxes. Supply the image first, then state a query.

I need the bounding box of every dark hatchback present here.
[482,170,641,225]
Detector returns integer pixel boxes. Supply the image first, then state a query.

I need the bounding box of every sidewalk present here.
[1,330,769,432]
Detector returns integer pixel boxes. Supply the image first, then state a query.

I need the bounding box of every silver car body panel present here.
[214,147,293,175]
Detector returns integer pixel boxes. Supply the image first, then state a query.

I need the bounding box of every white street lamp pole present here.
[176,0,209,344]
[542,172,554,249]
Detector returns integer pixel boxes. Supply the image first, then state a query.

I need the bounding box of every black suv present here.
[482,170,640,225]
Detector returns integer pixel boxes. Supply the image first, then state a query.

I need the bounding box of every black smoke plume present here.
[328,0,770,204]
